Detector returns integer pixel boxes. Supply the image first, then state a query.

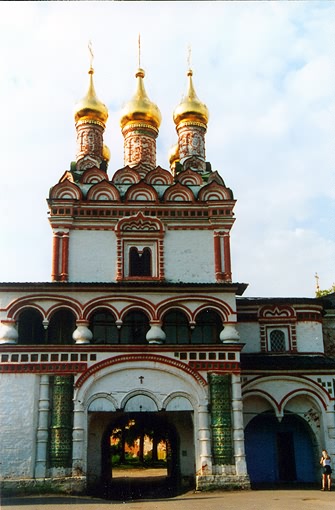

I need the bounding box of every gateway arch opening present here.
[101,412,180,499]
[87,394,195,499]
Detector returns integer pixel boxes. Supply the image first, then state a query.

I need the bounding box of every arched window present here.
[47,309,76,345]
[120,310,150,345]
[162,310,190,344]
[269,329,286,352]
[90,309,119,344]
[115,213,164,281]
[129,247,152,277]
[191,309,222,344]
[17,308,45,345]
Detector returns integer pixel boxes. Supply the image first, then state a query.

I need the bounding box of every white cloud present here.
[285,55,334,104]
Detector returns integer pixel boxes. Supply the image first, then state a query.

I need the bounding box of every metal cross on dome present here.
[88,40,94,69]
[138,33,141,68]
[187,44,192,70]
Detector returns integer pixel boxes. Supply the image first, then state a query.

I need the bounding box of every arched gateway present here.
[98,410,184,498]
[74,358,206,498]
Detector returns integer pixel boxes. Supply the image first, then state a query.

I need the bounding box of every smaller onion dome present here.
[120,68,161,130]
[173,69,209,127]
[168,142,180,167]
[74,67,108,126]
[102,144,111,163]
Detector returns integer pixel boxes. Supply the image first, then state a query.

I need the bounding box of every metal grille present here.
[270,329,286,352]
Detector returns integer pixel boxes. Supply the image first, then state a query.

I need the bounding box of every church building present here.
[0,56,334,498]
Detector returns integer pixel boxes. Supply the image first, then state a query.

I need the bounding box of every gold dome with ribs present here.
[173,69,209,128]
[120,68,161,130]
[74,67,108,126]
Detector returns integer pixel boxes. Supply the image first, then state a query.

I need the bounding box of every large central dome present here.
[120,68,161,130]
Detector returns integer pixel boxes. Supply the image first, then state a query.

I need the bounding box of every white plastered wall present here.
[296,322,324,352]
[164,230,215,283]
[68,230,117,282]
[0,374,39,479]
[237,323,260,352]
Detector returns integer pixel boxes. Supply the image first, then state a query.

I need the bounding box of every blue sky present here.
[0,1,333,297]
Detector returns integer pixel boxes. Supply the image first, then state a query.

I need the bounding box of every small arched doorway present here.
[245,412,318,486]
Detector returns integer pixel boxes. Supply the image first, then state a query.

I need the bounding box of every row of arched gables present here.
[50,165,233,203]
[5,295,233,345]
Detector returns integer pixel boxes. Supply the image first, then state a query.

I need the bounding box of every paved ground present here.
[1,489,334,510]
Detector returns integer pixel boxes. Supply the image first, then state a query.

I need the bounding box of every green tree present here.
[316,283,335,298]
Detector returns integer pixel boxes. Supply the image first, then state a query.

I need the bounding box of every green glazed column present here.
[49,375,74,468]
[208,373,233,465]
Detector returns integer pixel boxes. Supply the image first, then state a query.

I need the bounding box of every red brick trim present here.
[0,362,87,375]
[75,353,207,388]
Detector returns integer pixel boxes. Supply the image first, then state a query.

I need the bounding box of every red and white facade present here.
[0,64,334,497]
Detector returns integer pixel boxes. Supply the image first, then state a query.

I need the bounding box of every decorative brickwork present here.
[189,361,239,372]
[123,126,157,170]
[76,123,104,171]
[0,363,86,374]
[75,353,207,389]
[209,373,233,465]
[177,124,207,173]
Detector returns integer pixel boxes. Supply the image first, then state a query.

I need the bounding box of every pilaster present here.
[198,404,213,473]
[35,375,50,478]
[72,400,86,477]
[231,373,248,476]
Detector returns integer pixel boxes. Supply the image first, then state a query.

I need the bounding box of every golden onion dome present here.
[74,67,108,126]
[168,142,180,167]
[120,68,161,130]
[102,144,111,162]
[173,69,209,127]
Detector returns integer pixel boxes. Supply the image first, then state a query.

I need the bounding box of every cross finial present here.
[88,40,94,70]
[138,33,141,68]
[315,272,320,292]
[187,44,192,70]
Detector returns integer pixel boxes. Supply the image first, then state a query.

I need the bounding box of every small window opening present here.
[129,247,152,277]
[270,330,286,352]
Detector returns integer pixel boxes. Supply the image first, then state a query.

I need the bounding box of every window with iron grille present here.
[269,329,286,352]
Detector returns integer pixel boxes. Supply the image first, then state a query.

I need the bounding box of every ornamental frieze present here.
[0,362,87,374]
